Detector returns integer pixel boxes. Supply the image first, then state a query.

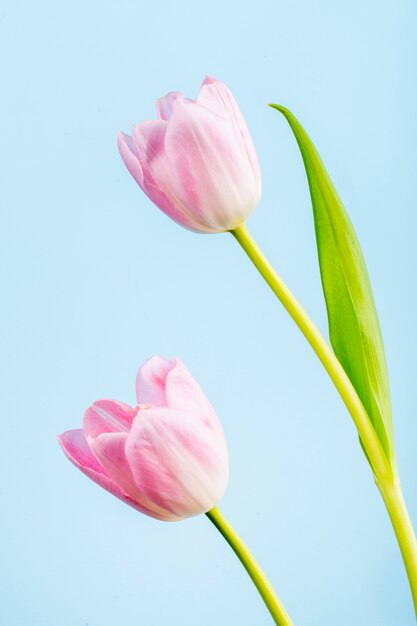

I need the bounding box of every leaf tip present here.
[268,103,288,113]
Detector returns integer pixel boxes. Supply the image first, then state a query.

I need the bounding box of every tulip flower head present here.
[59,356,229,521]
[118,76,261,233]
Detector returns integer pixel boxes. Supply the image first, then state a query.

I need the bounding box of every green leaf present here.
[270,104,393,462]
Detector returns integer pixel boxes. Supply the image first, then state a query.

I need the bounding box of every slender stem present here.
[206,506,294,626]
[231,223,391,482]
[378,475,417,613]
[231,222,417,616]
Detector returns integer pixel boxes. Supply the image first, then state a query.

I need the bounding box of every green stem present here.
[231,223,417,616]
[231,223,391,480]
[378,475,417,613]
[206,506,294,626]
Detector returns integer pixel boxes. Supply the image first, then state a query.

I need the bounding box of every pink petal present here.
[59,428,105,474]
[197,76,261,186]
[119,125,182,227]
[83,399,137,440]
[89,431,136,493]
[130,121,205,232]
[132,119,168,163]
[153,100,259,231]
[118,132,144,188]
[125,408,229,518]
[197,75,239,117]
[165,359,220,430]
[156,91,184,121]
[58,429,166,519]
[135,355,175,406]
[90,430,179,521]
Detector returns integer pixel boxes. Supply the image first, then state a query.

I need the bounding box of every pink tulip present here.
[118,76,261,233]
[58,356,229,521]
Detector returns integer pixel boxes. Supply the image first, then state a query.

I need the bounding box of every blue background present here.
[1,1,416,624]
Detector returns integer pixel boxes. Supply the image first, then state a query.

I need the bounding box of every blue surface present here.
[1,1,416,624]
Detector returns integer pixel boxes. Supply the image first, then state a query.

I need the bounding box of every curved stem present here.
[231,223,391,482]
[206,506,294,626]
[231,223,417,616]
[377,475,417,613]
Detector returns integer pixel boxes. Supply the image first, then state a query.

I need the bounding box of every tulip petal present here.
[197,76,261,185]
[58,429,163,518]
[129,121,206,232]
[147,100,260,232]
[125,407,229,518]
[89,430,137,494]
[197,75,241,118]
[165,359,220,429]
[118,131,144,188]
[120,124,180,226]
[91,430,177,520]
[135,355,175,406]
[83,399,137,440]
[132,119,167,162]
[59,428,105,474]
[120,127,196,232]
[133,113,226,232]
[156,91,184,121]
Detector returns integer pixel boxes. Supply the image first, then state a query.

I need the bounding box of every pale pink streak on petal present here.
[89,431,135,494]
[58,429,165,518]
[130,121,205,232]
[156,91,184,121]
[125,407,229,518]
[118,132,144,188]
[165,359,220,430]
[135,355,175,406]
[197,76,261,188]
[83,400,137,440]
[119,125,188,228]
[154,101,259,231]
[90,431,178,520]
[59,428,105,474]
[119,128,197,230]
[132,119,167,162]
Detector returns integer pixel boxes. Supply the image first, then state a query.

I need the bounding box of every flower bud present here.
[59,356,229,521]
[118,76,261,233]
